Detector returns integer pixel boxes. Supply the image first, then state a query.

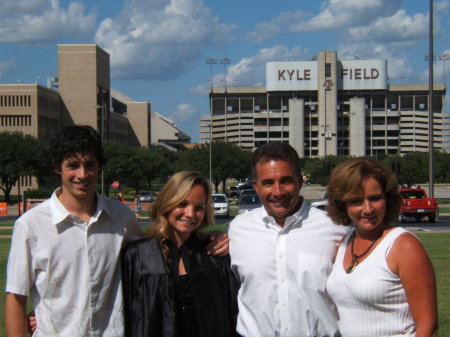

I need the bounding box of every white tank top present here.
[326,227,415,337]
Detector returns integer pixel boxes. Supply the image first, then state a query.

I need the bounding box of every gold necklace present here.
[345,230,382,274]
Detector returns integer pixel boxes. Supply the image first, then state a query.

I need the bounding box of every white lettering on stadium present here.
[341,68,379,80]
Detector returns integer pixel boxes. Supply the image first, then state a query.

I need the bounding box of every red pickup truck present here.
[399,188,438,223]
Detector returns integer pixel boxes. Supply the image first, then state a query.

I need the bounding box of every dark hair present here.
[326,157,401,226]
[252,142,301,178]
[50,125,104,170]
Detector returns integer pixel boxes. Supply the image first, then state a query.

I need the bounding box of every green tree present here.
[398,152,428,187]
[434,151,450,183]
[176,141,252,193]
[0,132,48,202]
[303,155,347,186]
[103,141,134,196]
[128,146,169,193]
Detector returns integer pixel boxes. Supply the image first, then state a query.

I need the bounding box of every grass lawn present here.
[0,225,448,336]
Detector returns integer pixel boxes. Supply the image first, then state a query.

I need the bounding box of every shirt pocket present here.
[297,253,332,291]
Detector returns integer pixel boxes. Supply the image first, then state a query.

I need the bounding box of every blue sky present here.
[1,0,449,142]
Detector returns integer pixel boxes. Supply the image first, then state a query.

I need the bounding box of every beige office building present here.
[200,51,447,157]
[0,44,190,196]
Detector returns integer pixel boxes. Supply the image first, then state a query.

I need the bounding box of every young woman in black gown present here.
[122,171,239,337]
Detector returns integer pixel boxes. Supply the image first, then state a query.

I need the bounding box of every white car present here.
[310,192,328,211]
[212,193,230,218]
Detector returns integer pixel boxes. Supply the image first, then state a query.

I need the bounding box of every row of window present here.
[0,115,32,127]
[0,95,32,107]
[13,175,33,187]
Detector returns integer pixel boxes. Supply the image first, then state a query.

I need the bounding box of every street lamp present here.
[219,57,231,93]
[427,0,434,198]
[96,104,107,195]
[424,53,450,83]
[205,58,217,189]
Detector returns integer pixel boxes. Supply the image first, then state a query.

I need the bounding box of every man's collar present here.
[50,188,112,226]
[262,197,307,229]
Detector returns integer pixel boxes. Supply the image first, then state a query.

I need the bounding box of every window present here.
[0,115,32,126]
[325,63,331,78]
[0,95,31,107]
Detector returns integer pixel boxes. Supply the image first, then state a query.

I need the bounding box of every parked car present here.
[237,178,252,189]
[139,192,155,202]
[227,184,255,199]
[310,192,328,211]
[239,189,257,198]
[238,194,261,215]
[399,188,438,223]
[212,193,230,218]
[227,187,241,199]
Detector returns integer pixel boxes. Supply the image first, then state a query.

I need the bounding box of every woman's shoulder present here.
[123,237,159,255]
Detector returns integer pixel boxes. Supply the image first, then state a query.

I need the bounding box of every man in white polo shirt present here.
[228,142,346,337]
[5,125,229,337]
[5,125,143,337]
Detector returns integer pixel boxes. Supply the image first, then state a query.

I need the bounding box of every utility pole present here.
[428,0,434,198]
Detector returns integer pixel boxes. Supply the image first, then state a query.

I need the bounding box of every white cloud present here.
[338,42,415,81]
[420,48,450,83]
[0,0,96,43]
[227,45,309,86]
[348,10,428,42]
[190,45,309,95]
[95,0,235,80]
[289,0,402,32]
[172,103,197,121]
[245,11,309,44]
[0,58,17,73]
[190,84,208,95]
[436,0,450,13]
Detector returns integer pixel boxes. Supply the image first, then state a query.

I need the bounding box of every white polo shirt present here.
[228,200,347,337]
[6,189,142,337]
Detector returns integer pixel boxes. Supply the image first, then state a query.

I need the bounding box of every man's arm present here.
[206,231,230,256]
[5,293,28,337]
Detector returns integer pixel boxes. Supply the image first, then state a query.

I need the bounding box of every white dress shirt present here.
[228,200,346,337]
[6,189,142,337]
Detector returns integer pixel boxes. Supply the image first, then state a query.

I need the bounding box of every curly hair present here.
[252,142,301,179]
[50,125,104,170]
[145,171,214,258]
[326,158,401,226]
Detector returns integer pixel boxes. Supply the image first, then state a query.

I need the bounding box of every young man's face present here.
[56,152,100,201]
[253,159,302,227]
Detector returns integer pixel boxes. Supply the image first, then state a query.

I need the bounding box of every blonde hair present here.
[327,158,401,226]
[145,171,214,257]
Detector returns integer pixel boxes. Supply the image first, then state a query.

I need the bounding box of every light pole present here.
[219,57,231,92]
[428,0,434,198]
[424,53,450,83]
[96,104,106,195]
[205,58,217,189]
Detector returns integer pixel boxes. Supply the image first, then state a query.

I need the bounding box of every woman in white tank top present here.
[325,158,438,337]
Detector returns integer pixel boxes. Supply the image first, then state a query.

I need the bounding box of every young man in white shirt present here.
[5,125,143,337]
[5,125,229,337]
[228,142,346,337]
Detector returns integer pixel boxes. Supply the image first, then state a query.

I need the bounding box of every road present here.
[214,214,450,233]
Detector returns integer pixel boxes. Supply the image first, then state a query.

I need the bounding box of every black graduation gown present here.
[121,236,239,337]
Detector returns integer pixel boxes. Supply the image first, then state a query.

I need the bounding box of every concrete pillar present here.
[289,98,305,157]
[317,51,338,156]
[349,97,366,156]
